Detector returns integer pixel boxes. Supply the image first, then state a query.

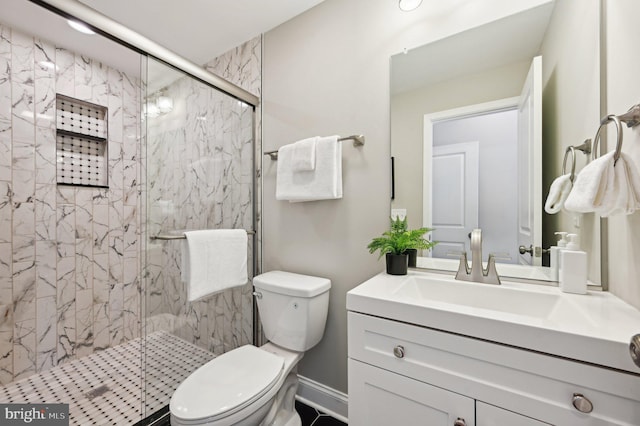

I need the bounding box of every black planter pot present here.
[386,253,408,275]
[404,249,417,268]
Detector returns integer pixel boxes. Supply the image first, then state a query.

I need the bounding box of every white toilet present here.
[170,270,331,426]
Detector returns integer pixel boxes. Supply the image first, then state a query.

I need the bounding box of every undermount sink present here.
[346,270,640,374]
[393,275,561,319]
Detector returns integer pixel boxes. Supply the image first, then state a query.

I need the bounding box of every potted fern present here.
[367,217,436,275]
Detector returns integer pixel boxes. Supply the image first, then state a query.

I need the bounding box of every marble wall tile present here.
[91,61,108,107]
[35,240,56,299]
[35,126,56,186]
[10,31,35,142]
[107,68,123,143]
[123,256,139,341]
[0,130,11,182]
[75,289,93,358]
[92,253,110,351]
[56,256,75,364]
[13,201,35,238]
[12,139,35,203]
[0,304,13,385]
[0,242,11,302]
[13,319,35,380]
[35,183,56,241]
[56,204,75,258]
[54,48,74,98]
[76,237,92,290]
[0,25,11,123]
[92,203,109,256]
[12,260,36,323]
[74,54,92,101]
[0,181,11,243]
[34,38,56,129]
[35,295,56,372]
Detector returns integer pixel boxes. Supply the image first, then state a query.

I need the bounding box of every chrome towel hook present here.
[592,114,624,164]
[562,139,591,182]
[563,146,577,182]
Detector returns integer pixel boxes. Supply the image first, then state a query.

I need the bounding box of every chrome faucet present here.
[454,229,502,285]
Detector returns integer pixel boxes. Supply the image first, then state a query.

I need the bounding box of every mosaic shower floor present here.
[0,331,215,425]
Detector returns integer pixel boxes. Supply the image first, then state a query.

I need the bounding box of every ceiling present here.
[77,0,326,65]
[1,0,325,79]
[391,1,555,95]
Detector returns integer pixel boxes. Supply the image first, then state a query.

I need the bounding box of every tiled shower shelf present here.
[56,94,109,188]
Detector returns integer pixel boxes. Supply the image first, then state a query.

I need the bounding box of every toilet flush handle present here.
[253,291,262,299]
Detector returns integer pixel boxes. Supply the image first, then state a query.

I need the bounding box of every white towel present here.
[564,151,640,216]
[544,174,572,214]
[276,135,342,202]
[291,137,318,171]
[182,230,248,302]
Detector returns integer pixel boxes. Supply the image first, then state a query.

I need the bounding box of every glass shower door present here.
[142,57,255,419]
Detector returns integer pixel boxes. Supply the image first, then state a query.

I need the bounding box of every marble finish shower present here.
[0,2,261,423]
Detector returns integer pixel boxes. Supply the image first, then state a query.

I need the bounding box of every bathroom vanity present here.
[346,271,640,425]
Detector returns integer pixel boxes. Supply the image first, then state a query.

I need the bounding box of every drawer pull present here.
[630,334,640,369]
[453,418,466,426]
[572,393,593,413]
[393,345,405,358]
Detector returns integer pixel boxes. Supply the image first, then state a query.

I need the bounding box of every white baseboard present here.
[296,375,348,423]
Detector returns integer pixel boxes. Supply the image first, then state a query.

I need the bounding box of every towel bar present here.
[151,230,255,240]
[264,134,365,160]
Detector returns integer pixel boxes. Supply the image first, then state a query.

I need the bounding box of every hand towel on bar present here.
[182,229,248,302]
[291,137,318,171]
[544,174,572,214]
[564,151,640,216]
[276,135,342,202]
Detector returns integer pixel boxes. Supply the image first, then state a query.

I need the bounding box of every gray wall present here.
[606,0,640,308]
[262,0,552,393]
[540,0,601,283]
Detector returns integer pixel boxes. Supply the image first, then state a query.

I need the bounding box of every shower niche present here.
[55,94,109,188]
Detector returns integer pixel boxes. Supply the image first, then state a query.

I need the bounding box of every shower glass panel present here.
[142,57,255,419]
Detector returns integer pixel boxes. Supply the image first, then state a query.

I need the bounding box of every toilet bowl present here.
[170,271,331,426]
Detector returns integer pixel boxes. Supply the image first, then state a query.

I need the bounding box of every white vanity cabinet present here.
[347,311,640,426]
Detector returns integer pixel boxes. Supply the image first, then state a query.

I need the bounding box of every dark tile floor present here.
[138,400,347,425]
[296,400,347,426]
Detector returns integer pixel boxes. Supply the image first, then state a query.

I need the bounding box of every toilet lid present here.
[170,345,284,422]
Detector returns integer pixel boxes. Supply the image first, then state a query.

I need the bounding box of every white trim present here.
[422,97,519,235]
[296,375,348,423]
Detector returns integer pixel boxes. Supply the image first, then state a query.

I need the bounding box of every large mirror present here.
[391,0,603,284]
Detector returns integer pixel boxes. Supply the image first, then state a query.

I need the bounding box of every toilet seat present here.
[170,345,284,423]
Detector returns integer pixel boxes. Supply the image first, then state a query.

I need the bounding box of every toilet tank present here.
[253,271,331,352]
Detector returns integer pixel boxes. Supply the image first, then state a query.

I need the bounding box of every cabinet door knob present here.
[572,393,593,413]
[630,334,640,368]
[393,345,405,358]
[453,418,466,426]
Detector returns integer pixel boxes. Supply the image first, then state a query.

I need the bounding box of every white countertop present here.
[347,270,640,374]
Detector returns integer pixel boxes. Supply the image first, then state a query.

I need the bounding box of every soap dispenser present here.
[559,234,587,294]
[550,231,568,281]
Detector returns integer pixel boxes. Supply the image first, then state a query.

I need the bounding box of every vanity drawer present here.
[348,312,640,425]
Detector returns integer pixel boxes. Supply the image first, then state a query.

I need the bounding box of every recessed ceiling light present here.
[67,20,95,35]
[399,0,423,12]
